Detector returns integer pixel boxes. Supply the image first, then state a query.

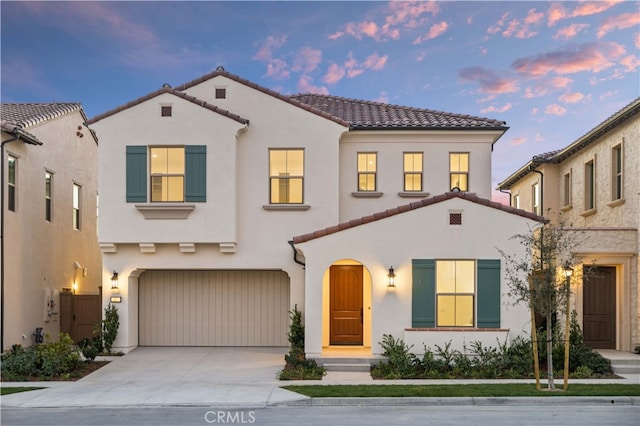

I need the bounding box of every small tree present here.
[102,303,119,354]
[500,221,583,390]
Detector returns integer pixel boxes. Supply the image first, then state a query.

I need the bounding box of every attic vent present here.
[215,88,226,99]
[449,212,462,225]
[161,105,172,117]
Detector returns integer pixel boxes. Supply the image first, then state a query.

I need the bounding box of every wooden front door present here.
[330,265,363,345]
[583,266,616,349]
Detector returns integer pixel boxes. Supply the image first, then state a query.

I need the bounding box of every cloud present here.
[597,12,640,38]
[620,54,640,72]
[559,92,585,103]
[413,21,449,44]
[487,12,510,35]
[636,33,640,49]
[512,42,626,76]
[361,52,388,70]
[323,63,346,85]
[252,35,287,61]
[458,67,519,96]
[265,58,290,80]
[548,0,622,26]
[385,0,440,26]
[511,137,527,146]
[490,9,543,39]
[553,24,590,40]
[480,103,513,114]
[523,76,575,99]
[545,104,567,116]
[323,52,388,84]
[291,47,323,73]
[375,91,390,103]
[297,75,328,95]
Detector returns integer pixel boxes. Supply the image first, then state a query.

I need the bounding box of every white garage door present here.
[139,270,290,346]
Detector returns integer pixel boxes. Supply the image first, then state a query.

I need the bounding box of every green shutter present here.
[477,259,501,328]
[126,146,147,202]
[412,259,435,328]
[185,145,206,202]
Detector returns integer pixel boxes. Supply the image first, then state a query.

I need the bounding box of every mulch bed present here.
[1,361,110,382]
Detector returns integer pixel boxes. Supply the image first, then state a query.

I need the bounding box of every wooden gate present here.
[60,293,102,343]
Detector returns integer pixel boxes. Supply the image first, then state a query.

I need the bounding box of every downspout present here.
[498,188,511,207]
[529,166,544,216]
[288,240,305,268]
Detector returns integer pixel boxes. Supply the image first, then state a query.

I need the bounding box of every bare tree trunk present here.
[546,312,555,390]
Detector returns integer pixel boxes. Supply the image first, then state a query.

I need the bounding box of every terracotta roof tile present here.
[1,103,85,128]
[291,191,545,244]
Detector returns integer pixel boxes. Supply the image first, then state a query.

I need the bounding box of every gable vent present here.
[449,212,462,225]
[161,105,172,117]
[215,88,226,99]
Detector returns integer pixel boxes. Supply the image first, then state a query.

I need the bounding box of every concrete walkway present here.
[2,347,639,408]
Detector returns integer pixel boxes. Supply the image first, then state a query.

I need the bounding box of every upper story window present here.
[436,260,475,327]
[449,152,469,191]
[612,144,623,202]
[269,149,304,204]
[45,171,53,222]
[403,152,423,192]
[584,159,595,211]
[150,147,185,202]
[126,145,206,204]
[562,171,572,208]
[357,152,377,191]
[532,182,540,215]
[513,193,520,209]
[7,155,16,212]
[72,183,81,230]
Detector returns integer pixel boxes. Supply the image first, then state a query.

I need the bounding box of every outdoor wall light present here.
[72,281,78,294]
[387,267,396,288]
[111,271,119,289]
[562,263,574,278]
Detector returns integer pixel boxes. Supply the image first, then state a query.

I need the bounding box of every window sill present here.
[580,208,597,217]
[560,205,572,212]
[607,198,625,208]
[351,191,383,198]
[262,204,310,211]
[398,191,430,198]
[135,203,195,219]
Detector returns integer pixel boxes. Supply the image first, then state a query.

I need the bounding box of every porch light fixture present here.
[562,263,574,278]
[72,281,78,294]
[111,271,119,289]
[387,267,396,288]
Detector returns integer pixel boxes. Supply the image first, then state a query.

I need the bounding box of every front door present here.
[330,265,363,345]
[583,266,616,349]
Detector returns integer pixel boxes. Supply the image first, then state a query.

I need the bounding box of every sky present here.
[1,1,639,203]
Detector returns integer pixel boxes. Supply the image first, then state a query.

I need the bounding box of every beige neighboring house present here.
[87,68,544,358]
[1,103,101,351]
[498,97,639,352]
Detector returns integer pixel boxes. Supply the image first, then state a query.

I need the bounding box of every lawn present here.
[1,387,45,396]
[282,383,640,398]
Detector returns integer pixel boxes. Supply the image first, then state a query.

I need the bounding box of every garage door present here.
[139,270,290,346]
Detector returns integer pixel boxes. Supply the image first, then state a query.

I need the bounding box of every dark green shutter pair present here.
[411,259,501,328]
[125,145,206,202]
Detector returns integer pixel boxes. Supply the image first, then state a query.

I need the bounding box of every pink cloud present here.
[375,91,390,103]
[547,3,568,26]
[531,108,539,116]
[252,35,287,61]
[291,47,322,73]
[480,103,513,114]
[635,33,640,49]
[386,0,440,26]
[297,75,328,95]
[597,12,640,38]
[323,63,346,84]
[524,8,544,25]
[413,21,449,44]
[265,58,290,80]
[487,12,510,34]
[458,66,519,95]
[511,137,527,146]
[559,92,585,103]
[362,53,388,70]
[512,42,626,76]
[549,76,574,88]
[553,23,590,40]
[548,0,622,26]
[328,31,344,40]
[523,86,549,99]
[620,54,640,72]
[545,104,567,116]
[492,9,543,39]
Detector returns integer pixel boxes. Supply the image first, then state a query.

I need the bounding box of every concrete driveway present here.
[2,347,309,408]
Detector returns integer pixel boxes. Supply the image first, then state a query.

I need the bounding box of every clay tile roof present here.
[1,103,85,128]
[291,191,545,244]
[289,93,508,130]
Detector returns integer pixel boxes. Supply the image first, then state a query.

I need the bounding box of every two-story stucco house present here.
[87,69,543,360]
[1,103,102,351]
[498,98,639,352]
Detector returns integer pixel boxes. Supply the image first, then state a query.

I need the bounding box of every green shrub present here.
[0,344,40,380]
[102,303,119,354]
[277,305,325,380]
[37,334,81,377]
[378,334,418,378]
[78,338,99,361]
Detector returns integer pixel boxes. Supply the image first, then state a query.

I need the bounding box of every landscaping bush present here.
[102,303,119,354]
[277,306,325,380]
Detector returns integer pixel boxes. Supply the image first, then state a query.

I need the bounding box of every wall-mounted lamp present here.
[562,263,574,278]
[111,271,119,289]
[72,281,78,294]
[387,267,396,288]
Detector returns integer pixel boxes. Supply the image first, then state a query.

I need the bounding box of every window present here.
[612,144,623,201]
[403,152,423,191]
[563,171,571,207]
[412,259,500,329]
[45,171,52,222]
[7,155,16,212]
[513,194,520,209]
[585,159,595,210]
[160,105,172,117]
[269,149,304,203]
[449,153,469,191]
[126,145,206,203]
[73,184,81,230]
[532,182,540,215]
[357,152,377,191]
[215,88,226,99]
[436,260,475,327]
[150,147,185,202]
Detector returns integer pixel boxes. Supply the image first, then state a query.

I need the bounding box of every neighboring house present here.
[87,68,543,357]
[498,98,639,352]
[1,103,101,351]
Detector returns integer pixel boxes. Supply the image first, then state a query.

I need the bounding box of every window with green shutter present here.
[412,259,435,327]
[476,259,501,328]
[185,145,206,202]
[126,146,147,202]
